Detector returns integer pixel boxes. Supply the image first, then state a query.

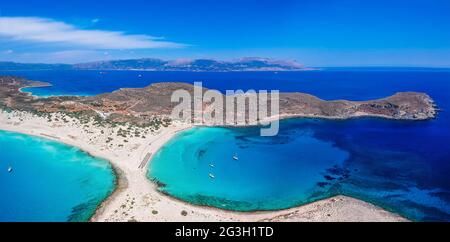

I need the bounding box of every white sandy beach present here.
[0,110,408,222]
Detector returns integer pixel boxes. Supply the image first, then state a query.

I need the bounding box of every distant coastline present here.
[0,57,308,72]
[2,59,450,72]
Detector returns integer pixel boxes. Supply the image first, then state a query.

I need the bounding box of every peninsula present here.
[0,76,437,222]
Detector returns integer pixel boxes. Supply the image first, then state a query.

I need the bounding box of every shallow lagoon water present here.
[148,125,349,211]
[0,130,115,221]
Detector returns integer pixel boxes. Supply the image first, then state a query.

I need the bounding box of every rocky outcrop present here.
[0,77,438,126]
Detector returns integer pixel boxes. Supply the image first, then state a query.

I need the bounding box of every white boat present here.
[208,173,215,179]
[232,155,239,160]
[7,166,12,173]
[209,163,215,168]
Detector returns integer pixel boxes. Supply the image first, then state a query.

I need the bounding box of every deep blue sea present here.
[2,70,450,221]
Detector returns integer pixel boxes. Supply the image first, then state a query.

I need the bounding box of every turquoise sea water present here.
[149,126,349,211]
[149,118,450,221]
[0,130,115,222]
[2,70,450,221]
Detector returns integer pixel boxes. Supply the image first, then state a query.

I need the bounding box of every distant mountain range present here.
[0,57,307,71]
[1,59,448,72]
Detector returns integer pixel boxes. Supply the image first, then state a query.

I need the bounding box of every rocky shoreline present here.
[0,76,438,126]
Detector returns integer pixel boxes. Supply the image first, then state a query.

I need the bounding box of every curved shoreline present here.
[89,162,128,222]
[84,120,409,221]
[149,182,408,222]
[0,110,408,222]
[18,83,53,98]
[144,124,411,219]
[0,127,117,221]
[0,125,122,221]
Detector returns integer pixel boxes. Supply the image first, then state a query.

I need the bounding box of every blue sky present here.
[0,0,449,67]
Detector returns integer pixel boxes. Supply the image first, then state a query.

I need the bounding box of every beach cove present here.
[0,129,114,221]
[0,110,409,222]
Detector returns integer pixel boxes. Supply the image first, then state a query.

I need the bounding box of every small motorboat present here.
[7,166,13,173]
[232,154,239,160]
[209,163,215,168]
[208,173,215,179]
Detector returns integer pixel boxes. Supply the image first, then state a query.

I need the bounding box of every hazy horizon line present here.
[1,58,450,69]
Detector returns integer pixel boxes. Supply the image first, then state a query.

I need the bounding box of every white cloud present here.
[167,58,194,66]
[0,17,186,49]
